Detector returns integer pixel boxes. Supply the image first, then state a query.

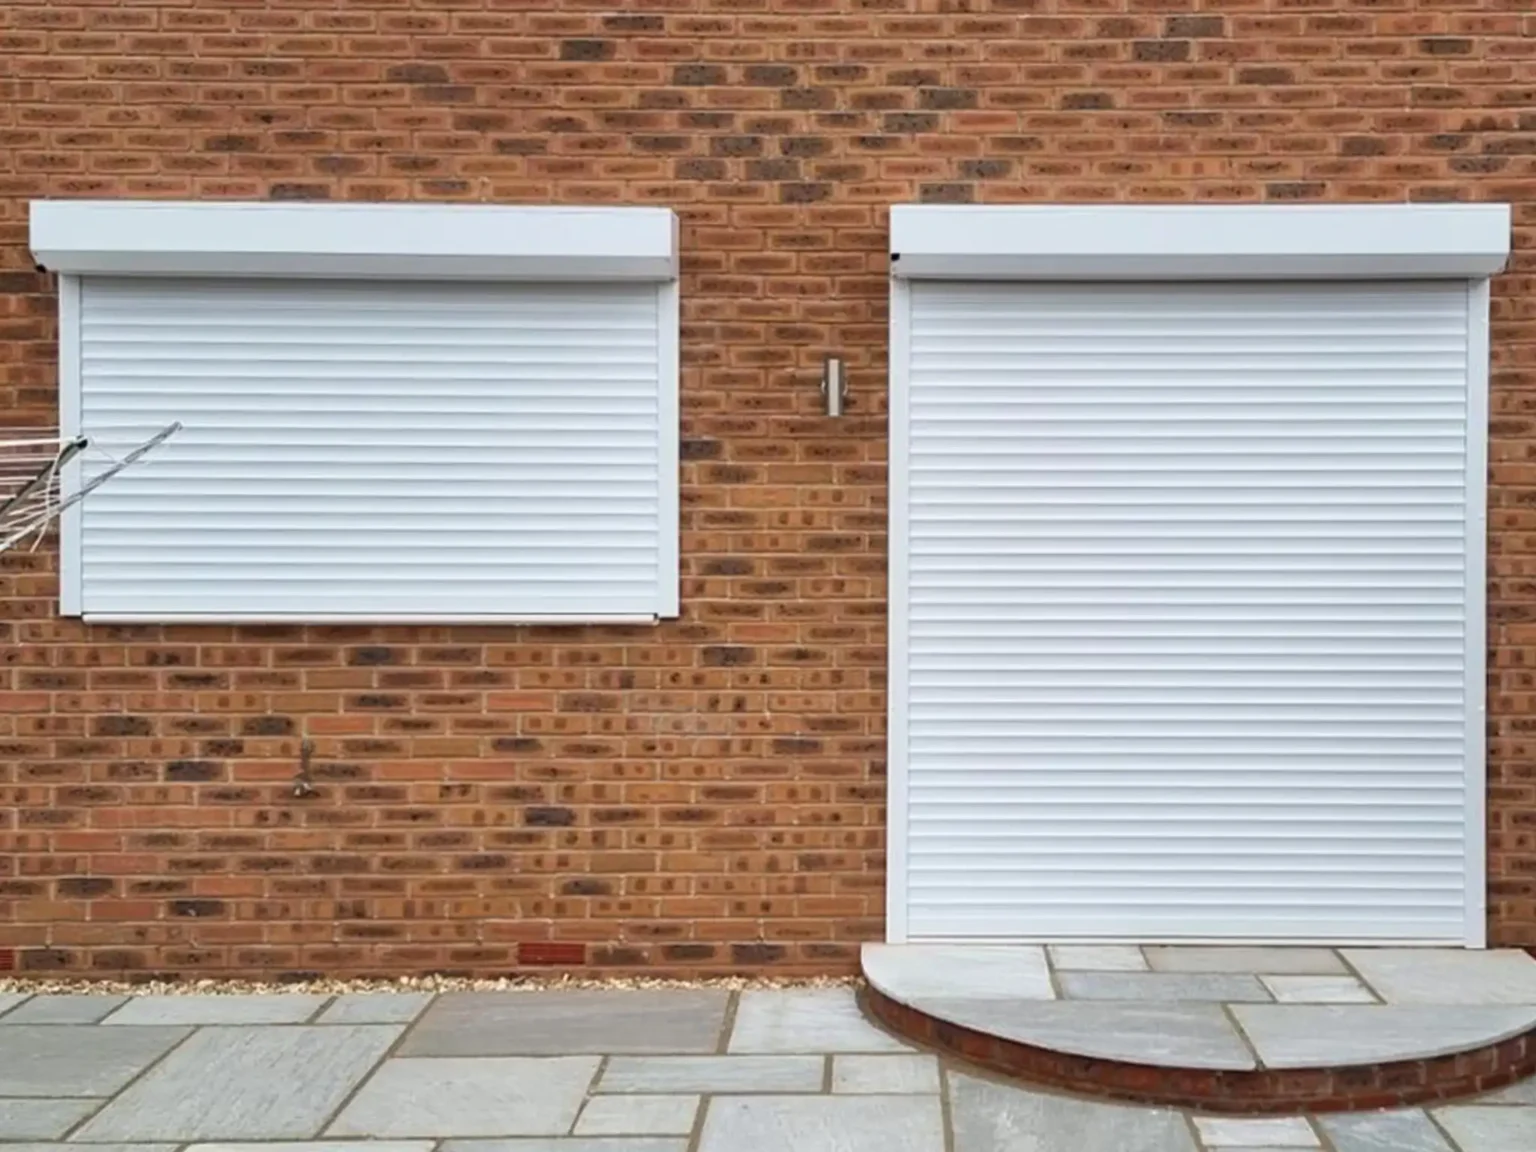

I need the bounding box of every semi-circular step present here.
[862,943,1536,1114]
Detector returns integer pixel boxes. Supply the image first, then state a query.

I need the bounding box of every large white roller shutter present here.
[896,280,1479,943]
[76,276,671,619]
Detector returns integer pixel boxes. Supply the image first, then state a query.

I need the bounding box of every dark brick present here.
[205,134,258,152]
[561,878,613,895]
[781,182,832,203]
[662,943,717,961]
[673,64,726,86]
[491,736,545,754]
[883,112,939,133]
[93,715,151,737]
[747,157,800,181]
[1238,67,1295,85]
[1341,136,1389,156]
[525,806,576,827]
[960,158,1013,178]
[732,942,788,963]
[781,88,834,110]
[918,88,977,110]
[1165,16,1224,37]
[1134,40,1190,62]
[170,899,226,918]
[781,136,832,157]
[711,135,763,157]
[1061,93,1114,110]
[603,14,664,32]
[385,63,449,84]
[268,183,330,200]
[57,876,113,898]
[242,715,295,736]
[561,39,614,61]
[702,645,754,666]
[166,759,221,782]
[681,438,722,459]
[675,157,727,180]
[701,557,753,576]
[493,137,548,155]
[348,646,398,666]
[919,183,975,203]
[745,65,799,86]
[22,949,72,971]
[1421,38,1473,55]
[1266,182,1326,200]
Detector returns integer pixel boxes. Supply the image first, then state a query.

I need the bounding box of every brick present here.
[0,0,1534,986]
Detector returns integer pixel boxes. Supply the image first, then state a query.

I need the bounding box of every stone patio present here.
[862,944,1536,1070]
[0,982,1532,1151]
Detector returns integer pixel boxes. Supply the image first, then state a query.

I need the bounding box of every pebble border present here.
[863,983,1536,1114]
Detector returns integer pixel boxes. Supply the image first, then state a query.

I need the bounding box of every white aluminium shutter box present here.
[888,204,1509,945]
[32,202,680,622]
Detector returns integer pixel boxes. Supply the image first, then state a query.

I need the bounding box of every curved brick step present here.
[861,943,1536,1114]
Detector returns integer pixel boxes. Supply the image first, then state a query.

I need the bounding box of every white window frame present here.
[31,201,681,625]
[885,203,1509,948]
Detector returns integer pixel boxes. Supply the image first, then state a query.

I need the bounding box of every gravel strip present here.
[0,974,861,997]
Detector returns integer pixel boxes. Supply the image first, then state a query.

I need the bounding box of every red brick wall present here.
[0,1,1533,977]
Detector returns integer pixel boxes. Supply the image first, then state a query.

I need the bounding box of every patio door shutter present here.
[897,278,1480,942]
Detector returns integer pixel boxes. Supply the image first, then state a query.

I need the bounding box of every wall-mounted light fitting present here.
[822,355,848,418]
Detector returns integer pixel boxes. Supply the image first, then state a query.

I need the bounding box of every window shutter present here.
[75,276,675,621]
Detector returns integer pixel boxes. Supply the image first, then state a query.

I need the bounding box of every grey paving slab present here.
[1048,945,1148,971]
[1259,976,1375,1004]
[1,994,129,1025]
[315,992,433,1025]
[1343,949,1536,1005]
[1232,1005,1536,1068]
[0,1098,100,1139]
[0,1024,189,1097]
[1432,1105,1536,1151]
[832,1054,940,1094]
[1145,947,1346,975]
[862,943,1054,1000]
[190,1145,434,1152]
[598,1055,824,1094]
[1478,1075,1536,1104]
[0,1146,176,1152]
[574,1096,698,1136]
[73,1025,400,1141]
[328,1056,600,1137]
[1319,1109,1454,1152]
[729,988,911,1054]
[443,1143,686,1152]
[102,994,329,1026]
[699,1095,944,1152]
[1059,971,1271,1003]
[401,990,728,1056]
[0,991,32,1018]
[918,999,1256,1069]
[1192,1115,1318,1146]
[949,1072,1196,1152]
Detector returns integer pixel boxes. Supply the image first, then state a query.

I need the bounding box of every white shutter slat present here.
[899,279,1475,943]
[78,276,669,619]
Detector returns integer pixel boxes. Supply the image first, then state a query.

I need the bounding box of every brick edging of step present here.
[861,983,1536,1114]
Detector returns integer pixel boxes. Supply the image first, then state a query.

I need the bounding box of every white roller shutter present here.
[893,279,1483,943]
[74,276,674,620]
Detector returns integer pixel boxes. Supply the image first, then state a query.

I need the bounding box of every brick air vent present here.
[0,948,15,972]
[518,942,587,966]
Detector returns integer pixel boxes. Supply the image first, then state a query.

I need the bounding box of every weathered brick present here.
[0,0,1533,985]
